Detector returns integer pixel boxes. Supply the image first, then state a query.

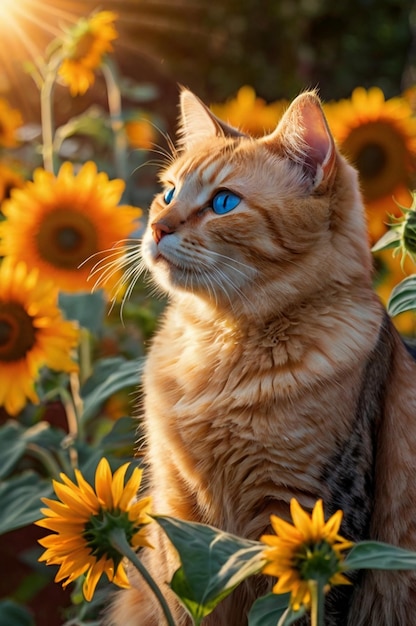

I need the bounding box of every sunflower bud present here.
[400,200,416,257]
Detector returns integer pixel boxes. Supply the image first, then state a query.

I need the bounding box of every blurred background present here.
[2,0,415,125]
[1,2,416,625]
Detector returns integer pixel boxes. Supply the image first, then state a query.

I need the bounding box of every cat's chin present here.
[148,252,195,293]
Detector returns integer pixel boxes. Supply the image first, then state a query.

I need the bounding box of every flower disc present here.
[0,258,79,415]
[324,87,416,202]
[0,161,142,293]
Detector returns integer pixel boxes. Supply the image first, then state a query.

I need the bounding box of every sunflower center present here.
[356,143,387,179]
[295,540,341,583]
[0,302,36,361]
[72,32,95,60]
[83,508,137,564]
[342,121,408,201]
[36,209,99,270]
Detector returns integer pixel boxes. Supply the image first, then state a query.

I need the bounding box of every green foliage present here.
[0,600,35,626]
[345,541,416,570]
[248,593,305,626]
[387,275,416,317]
[81,357,144,424]
[0,472,53,534]
[155,515,266,624]
[150,0,414,102]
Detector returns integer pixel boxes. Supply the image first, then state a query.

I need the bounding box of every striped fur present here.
[107,91,416,626]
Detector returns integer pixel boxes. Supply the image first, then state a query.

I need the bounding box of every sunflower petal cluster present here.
[261,499,354,611]
[58,11,118,96]
[323,87,416,204]
[0,162,25,204]
[36,457,152,601]
[0,160,142,293]
[211,86,287,136]
[0,98,23,148]
[0,257,79,415]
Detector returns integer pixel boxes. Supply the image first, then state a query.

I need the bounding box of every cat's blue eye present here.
[163,187,175,205]
[212,190,241,215]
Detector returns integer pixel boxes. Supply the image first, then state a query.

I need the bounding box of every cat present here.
[107,88,416,625]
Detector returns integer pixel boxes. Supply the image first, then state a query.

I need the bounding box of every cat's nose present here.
[151,220,174,244]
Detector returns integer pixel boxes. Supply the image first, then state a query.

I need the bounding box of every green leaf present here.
[54,105,113,150]
[387,275,416,317]
[277,604,307,626]
[0,422,26,479]
[345,540,416,570]
[120,79,159,102]
[0,471,52,534]
[248,593,292,626]
[371,228,401,253]
[81,357,143,423]
[100,416,137,456]
[0,421,65,479]
[58,291,106,333]
[0,600,35,626]
[155,515,266,623]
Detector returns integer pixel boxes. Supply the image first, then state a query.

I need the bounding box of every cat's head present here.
[142,89,372,318]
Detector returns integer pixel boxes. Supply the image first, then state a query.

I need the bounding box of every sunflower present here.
[58,11,118,96]
[0,162,25,205]
[261,499,353,611]
[211,86,287,136]
[36,457,152,601]
[324,87,416,203]
[0,97,23,148]
[0,257,78,416]
[0,161,142,293]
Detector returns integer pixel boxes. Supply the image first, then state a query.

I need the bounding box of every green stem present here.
[59,386,80,467]
[101,59,129,184]
[309,579,325,626]
[109,528,177,626]
[79,327,93,385]
[26,443,62,479]
[40,53,61,173]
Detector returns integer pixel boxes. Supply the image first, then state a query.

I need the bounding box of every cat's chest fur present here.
[143,292,382,537]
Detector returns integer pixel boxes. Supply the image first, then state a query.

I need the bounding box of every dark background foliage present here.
[91,0,416,102]
[6,0,416,125]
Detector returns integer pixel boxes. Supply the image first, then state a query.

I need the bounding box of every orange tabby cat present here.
[108,89,416,625]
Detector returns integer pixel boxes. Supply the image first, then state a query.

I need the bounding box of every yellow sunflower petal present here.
[322,509,343,539]
[83,557,107,602]
[112,561,131,589]
[311,500,325,540]
[117,466,143,510]
[95,458,114,509]
[268,513,303,542]
[290,498,314,541]
[330,572,353,586]
[111,462,130,508]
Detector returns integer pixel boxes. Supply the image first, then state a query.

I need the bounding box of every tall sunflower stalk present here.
[38,11,122,175]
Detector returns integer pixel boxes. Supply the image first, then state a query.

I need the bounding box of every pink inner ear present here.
[299,98,334,168]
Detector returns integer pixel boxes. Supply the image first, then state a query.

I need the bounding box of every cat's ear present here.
[263,91,336,189]
[178,88,246,151]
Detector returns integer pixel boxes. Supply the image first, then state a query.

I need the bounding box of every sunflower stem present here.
[79,328,93,385]
[60,387,79,468]
[309,579,325,626]
[109,528,177,626]
[26,443,62,479]
[101,59,129,185]
[40,52,61,174]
